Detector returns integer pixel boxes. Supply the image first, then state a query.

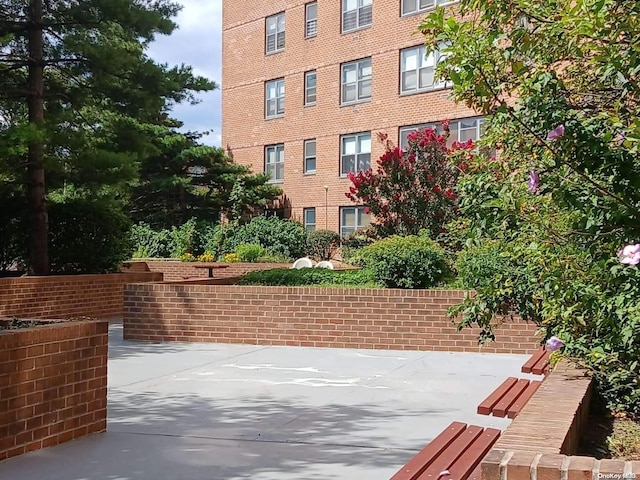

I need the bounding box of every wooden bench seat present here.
[477,377,542,419]
[521,347,550,375]
[390,422,500,480]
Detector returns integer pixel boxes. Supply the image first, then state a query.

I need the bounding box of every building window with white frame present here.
[401,0,459,16]
[304,139,316,174]
[342,0,372,33]
[305,2,317,37]
[304,71,316,106]
[266,13,285,54]
[341,58,371,105]
[399,117,486,150]
[265,144,284,182]
[400,45,449,95]
[303,208,316,231]
[265,79,285,119]
[340,206,371,238]
[340,132,371,176]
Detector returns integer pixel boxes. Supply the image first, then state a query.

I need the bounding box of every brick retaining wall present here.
[140,260,296,281]
[480,361,623,480]
[123,283,540,353]
[0,272,162,320]
[0,320,108,461]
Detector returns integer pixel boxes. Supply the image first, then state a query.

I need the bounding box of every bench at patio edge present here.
[521,347,550,375]
[390,422,501,480]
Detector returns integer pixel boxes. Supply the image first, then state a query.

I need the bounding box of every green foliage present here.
[420,0,640,413]
[130,222,172,258]
[48,198,132,274]
[130,219,214,258]
[223,253,240,263]
[235,244,265,263]
[179,253,196,262]
[306,230,341,261]
[256,253,292,263]
[340,227,377,264]
[0,186,27,272]
[237,268,381,288]
[351,236,449,289]
[213,216,308,259]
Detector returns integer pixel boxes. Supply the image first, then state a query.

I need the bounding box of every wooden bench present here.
[390,422,500,480]
[521,347,550,375]
[477,377,542,419]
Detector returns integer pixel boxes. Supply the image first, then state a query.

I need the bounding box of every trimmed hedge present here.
[236,268,382,287]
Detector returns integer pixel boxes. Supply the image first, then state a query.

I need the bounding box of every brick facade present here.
[123,283,540,353]
[480,361,620,480]
[0,320,108,461]
[222,0,477,232]
[0,272,162,320]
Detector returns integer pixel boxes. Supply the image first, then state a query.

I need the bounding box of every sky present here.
[148,0,223,147]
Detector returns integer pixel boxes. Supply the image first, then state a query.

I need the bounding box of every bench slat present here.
[466,463,482,480]
[415,425,484,480]
[492,379,531,417]
[531,354,550,375]
[446,428,501,480]
[507,380,542,419]
[390,422,467,480]
[521,347,546,373]
[477,377,518,415]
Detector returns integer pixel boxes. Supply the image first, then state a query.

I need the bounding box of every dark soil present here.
[578,412,640,460]
[0,317,91,331]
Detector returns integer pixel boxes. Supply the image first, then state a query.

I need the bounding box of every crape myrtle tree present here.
[420,1,640,411]
[0,0,214,274]
[345,125,475,239]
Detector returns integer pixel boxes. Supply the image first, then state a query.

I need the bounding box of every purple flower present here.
[618,244,640,266]
[528,171,540,193]
[615,133,626,146]
[546,125,565,141]
[546,336,564,352]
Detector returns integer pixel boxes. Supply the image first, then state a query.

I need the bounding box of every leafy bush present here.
[256,253,292,263]
[340,227,377,264]
[48,198,132,274]
[179,253,196,262]
[351,235,449,289]
[307,230,341,261]
[237,268,381,287]
[214,216,308,259]
[235,244,265,262]
[0,189,27,272]
[197,252,215,262]
[130,222,172,258]
[130,219,215,258]
[224,253,240,263]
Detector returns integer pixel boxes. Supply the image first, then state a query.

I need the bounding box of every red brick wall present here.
[481,361,606,480]
[0,320,108,461]
[143,261,293,281]
[0,272,162,320]
[123,284,540,353]
[222,0,477,231]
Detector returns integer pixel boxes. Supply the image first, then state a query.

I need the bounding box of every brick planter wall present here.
[0,272,162,320]
[479,361,631,480]
[140,260,295,281]
[123,283,540,353]
[0,320,108,461]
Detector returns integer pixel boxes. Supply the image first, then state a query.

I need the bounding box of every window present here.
[342,0,372,33]
[304,139,316,174]
[304,208,316,231]
[399,117,487,150]
[304,71,316,106]
[266,12,285,54]
[265,79,285,118]
[265,144,284,182]
[305,2,318,37]
[340,206,371,238]
[341,58,371,105]
[401,0,458,16]
[341,132,371,176]
[400,45,449,94]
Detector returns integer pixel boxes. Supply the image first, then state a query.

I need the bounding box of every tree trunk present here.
[27,0,49,275]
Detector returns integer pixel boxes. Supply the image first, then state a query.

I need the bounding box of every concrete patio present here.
[0,322,537,480]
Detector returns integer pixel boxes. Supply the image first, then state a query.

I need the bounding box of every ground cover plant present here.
[421,0,640,413]
[236,268,382,288]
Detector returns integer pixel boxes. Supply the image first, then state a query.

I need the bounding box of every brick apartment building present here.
[221,0,483,236]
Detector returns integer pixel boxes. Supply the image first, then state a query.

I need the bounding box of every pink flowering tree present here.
[345,123,474,238]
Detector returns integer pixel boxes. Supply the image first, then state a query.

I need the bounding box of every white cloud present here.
[147,0,222,146]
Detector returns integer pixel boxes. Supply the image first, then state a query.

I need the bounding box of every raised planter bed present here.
[123,283,540,353]
[0,319,108,461]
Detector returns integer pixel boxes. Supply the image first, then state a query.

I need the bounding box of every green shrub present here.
[237,268,381,287]
[0,189,27,272]
[215,216,308,259]
[307,230,341,261]
[455,241,510,290]
[235,244,265,262]
[340,227,377,264]
[130,222,172,258]
[48,198,133,274]
[224,253,240,263]
[351,235,449,288]
[179,252,196,262]
[256,253,292,263]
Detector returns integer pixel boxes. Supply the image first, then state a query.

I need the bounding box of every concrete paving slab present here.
[0,322,537,480]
